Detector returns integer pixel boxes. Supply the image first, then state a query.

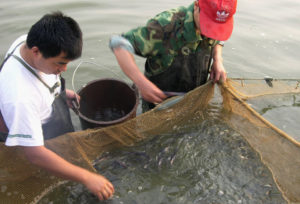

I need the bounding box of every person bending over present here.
[110,0,237,111]
[0,12,114,200]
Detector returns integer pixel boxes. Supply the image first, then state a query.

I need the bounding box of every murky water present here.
[1,0,299,203]
[94,107,126,121]
[38,105,286,204]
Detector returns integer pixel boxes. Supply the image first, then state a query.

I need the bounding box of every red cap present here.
[198,0,237,41]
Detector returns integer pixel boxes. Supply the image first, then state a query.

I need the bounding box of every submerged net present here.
[221,79,300,203]
[0,79,300,204]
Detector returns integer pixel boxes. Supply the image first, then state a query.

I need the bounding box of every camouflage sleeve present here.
[109,35,135,53]
[122,8,182,58]
[122,21,163,57]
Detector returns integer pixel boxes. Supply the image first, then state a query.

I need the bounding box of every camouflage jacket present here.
[122,3,219,91]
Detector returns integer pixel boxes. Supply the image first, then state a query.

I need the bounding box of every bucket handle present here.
[71,60,124,113]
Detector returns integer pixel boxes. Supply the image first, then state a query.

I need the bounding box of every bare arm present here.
[22,146,114,200]
[210,44,227,83]
[113,47,166,103]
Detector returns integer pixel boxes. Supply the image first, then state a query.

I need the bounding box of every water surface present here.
[0,0,299,203]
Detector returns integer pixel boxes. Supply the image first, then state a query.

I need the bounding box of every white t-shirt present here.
[0,35,61,146]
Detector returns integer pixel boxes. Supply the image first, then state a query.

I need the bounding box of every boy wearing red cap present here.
[110,0,237,110]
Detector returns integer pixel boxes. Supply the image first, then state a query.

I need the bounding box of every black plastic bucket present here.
[76,78,139,130]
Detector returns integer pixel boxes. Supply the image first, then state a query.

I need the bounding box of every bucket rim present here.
[77,78,139,125]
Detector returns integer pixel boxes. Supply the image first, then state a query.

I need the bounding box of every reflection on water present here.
[38,111,286,204]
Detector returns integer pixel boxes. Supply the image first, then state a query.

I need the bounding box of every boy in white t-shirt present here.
[0,12,114,200]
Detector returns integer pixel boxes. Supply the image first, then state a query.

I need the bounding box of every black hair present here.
[26,11,82,59]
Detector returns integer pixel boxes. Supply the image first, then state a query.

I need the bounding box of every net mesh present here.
[0,79,300,204]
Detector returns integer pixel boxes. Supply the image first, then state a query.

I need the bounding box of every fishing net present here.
[0,79,300,204]
[220,79,300,203]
